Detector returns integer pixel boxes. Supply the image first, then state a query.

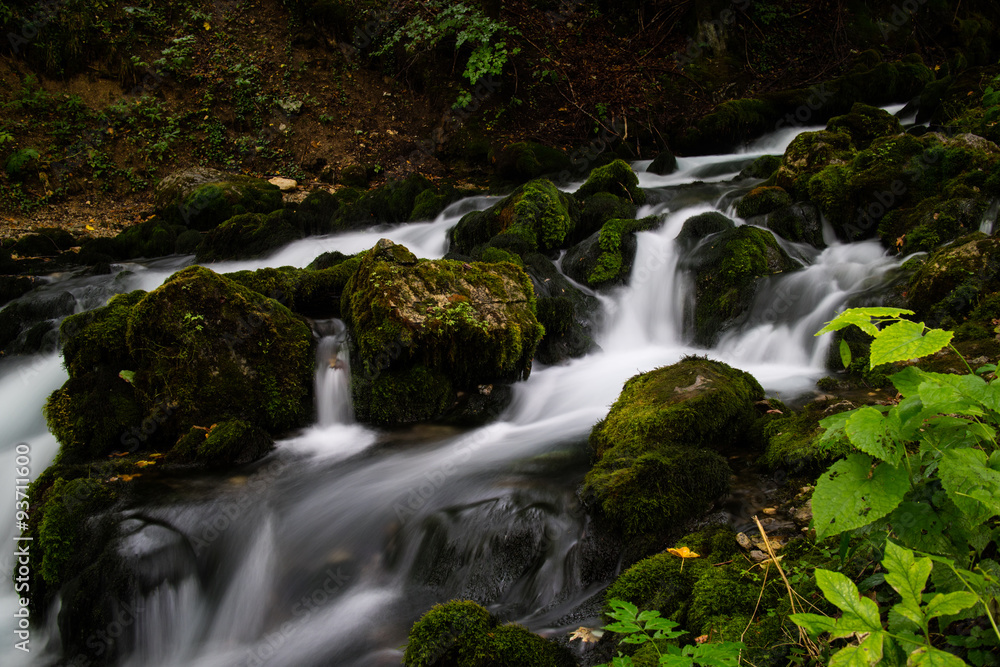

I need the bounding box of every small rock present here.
[269,177,297,191]
[749,549,769,562]
[762,507,777,515]
[736,532,752,549]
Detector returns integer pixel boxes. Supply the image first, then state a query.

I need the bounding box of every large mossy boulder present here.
[574,159,646,205]
[493,140,571,184]
[342,239,544,426]
[826,102,903,150]
[675,211,736,249]
[774,129,856,199]
[584,358,764,555]
[905,234,1000,333]
[155,167,283,231]
[574,192,638,242]
[196,209,304,261]
[403,600,575,667]
[333,174,435,228]
[46,266,314,464]
[451,178,576,258]
[225,256,362,319]
[561,216,658,289]
[686,226,797,346]
[735,186,793,219]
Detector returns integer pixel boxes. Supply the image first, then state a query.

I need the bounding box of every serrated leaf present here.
[869,320,953,368]
[883,542,932,615]
[815,569,883,633]
[845,406,898,463]
[908,646,970,667]
[888,502,956,557]
[923,591,978,620]
[938,448,1000,523]
[829,633,884,667]
[790,612,838,636]
[891,366,928,398]
[816,307,913,336]
[840,339,852,368]
[813,454,910,540]
[604,621,642,634]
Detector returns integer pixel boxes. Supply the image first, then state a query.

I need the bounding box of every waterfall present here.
[315,320,354,427]
[1,116,919,667]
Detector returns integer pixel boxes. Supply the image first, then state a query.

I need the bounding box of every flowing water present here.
[0,119,911,666]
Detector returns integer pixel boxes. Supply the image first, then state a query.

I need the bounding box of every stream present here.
[1,116,910,666]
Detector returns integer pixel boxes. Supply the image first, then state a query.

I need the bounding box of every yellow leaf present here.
[667,546,700,559]
[204,21,211,30]
[149,453,164,458]
[86,225,95,231]
[119,473,141,482]
[135,460,156,468]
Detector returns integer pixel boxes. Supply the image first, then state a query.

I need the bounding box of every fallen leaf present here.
[569,627,602,643]
[135,460,156,468]
[667,546,700,559]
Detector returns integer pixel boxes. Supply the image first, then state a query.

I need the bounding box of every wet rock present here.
[155,167,283,231]
[676,211,736,249]
[648,150,678,175]
[584,358,764,554]
[735,186,792,219]
[268,176,297,191]
[561,217,658,289]
[574,159,646,205]
[342,239,544,426]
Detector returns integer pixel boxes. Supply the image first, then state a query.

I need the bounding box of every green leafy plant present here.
[804,307,1000,662]
[598,599,744,667]
[4,148,40,177]
[791,542,982,666]
[375,1,519,108]
[984,74,1000,125]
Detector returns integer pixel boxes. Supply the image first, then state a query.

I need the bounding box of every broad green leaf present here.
[923,591,978,620]
[815,569,882,633]
[845,406,898,463]
[891,366,928,398]
[816,307,913,336]
[938,448,1000,523]
[829,631,884,667]
[819,410,853,445]
[812,454,910,540]
[789,612,838,636]
[976,363,998,375]
[887,607,921,636]
[636,609,662,623]
[888,502,957,557]
[604,621,642,634]
[883,542,932,609]
[840,339,852,368]
[869,320,953,368]
[908,646,970,667]
[608,599,638,619]
[690,641,745,667]
[917,380,985,417]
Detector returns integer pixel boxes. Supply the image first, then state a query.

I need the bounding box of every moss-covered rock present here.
[196,209,304,261]
[521,253,600,365]
[906,234,1000,330]
[648,150,678,175]
[826,102,903,150]
[756,399,853,474]
[763,203,825,247]
[403,600,575,667]
[880,196,988,254]
[686,226,797,346]
[494,140,571,184]
[740,154,782,180]
[155,167,283,231]
[179,419,274,467]
[574,192,638,242]
[0,289,77,355]
[735,186,793,219]
[774,129,855,199]
[109,218,182,259]
[451,178,576,257]
[333,174,435,228]
[561,217,658,289]
[675,211,736,249]
[45,265,315,465]
[226,257,362,318]
[12,227,76,256]
[584,358,764,551]
[342,239,544,426]
[126,266,313,438]
[575,159,646,205]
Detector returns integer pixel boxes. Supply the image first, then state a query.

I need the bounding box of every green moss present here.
[687,565,779,635]
[776,130,855,200]
[880,196,988,254]
[225,257,362,318]
[584,217,657,286]
[60,290,145,378]
[342,241,544,418]
[451,178,576,257]
[194,419,273,466]
[334,174,434,228]
[11,227,75,256]
[757,400,853,473]
[590,358,764,459]
[353,364,455,425]
[689,226,797,346]
[675,212,735,248]
[575,192,637,241]
[575,159,646,204]
[37,477,115,588]
[402,600,574,667]
[196,209,303,262]
[826,102,903,150]
[603,552,710,619]
[478,246,523,266]
[741,155,782,179]
[410,188,448,221]
[166,177,283,231]
[44,375,146,462]
[112,218,181,259]
[735,186,793,219]
[125,265,314,437]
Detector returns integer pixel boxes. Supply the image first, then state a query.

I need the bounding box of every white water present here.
[0,122,913,666]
